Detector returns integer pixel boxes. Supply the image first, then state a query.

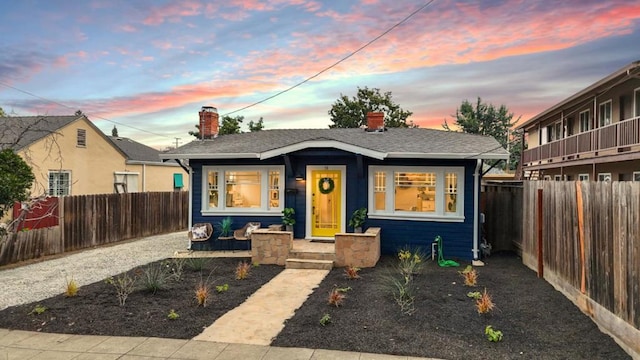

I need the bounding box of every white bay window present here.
[368,166,464,221]
[202,166,283,215]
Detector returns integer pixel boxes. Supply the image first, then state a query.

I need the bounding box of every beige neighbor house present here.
[517,60,640,181]
[0,114,188,197]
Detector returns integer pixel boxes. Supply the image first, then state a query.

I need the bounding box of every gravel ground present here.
[0,231,187,310]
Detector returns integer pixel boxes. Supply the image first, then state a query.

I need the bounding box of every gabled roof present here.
[160,128,509,161]
[107,136,162,163]
[0,115,80,151]
[516,60,640,130]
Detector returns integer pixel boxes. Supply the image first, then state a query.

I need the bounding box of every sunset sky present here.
[1,0,639,149]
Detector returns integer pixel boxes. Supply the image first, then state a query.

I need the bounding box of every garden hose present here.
[435,236,460,267]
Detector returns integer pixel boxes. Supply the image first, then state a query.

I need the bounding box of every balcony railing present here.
[523,116,640,164]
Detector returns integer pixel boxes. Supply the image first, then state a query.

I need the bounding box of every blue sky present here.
[1,0,639,149]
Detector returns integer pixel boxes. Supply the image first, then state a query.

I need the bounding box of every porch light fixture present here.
[295,173,305,181]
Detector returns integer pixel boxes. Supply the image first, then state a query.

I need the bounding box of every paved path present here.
[195,269,330,345]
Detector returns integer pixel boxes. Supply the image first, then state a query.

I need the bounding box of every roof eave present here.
[386,152,509,160]
[259,140,387,160]
[159,152,260,160]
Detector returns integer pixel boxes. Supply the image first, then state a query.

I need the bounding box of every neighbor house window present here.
[554,175,562,181]
[578,174,589,181]
[554,122,562,141]
[633,171,640,182]
[48,171,71,196]
[598,100,612,127]
[368,166,464,221]
[202,166,284,214]
[598,173,611,182]
[114,172,139,193]
[77,129,87,147]
[579,110,590,132]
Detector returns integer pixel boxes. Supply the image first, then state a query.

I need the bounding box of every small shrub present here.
[30,304,47,315]
[397,247,426,280]
[141,262,174,294]
[105,273,137,306]
[186,257,209,271]
[460,266,478,287]
[235,261,251,280]
[165,258,186,280]
[387,275,416,315]
[195,282,210,307]
[65,277,79,297]
[319,313,332,326]
[216,283,229,293]
[328,288,346,307]
[344,266,361,280]
[485,325,503,342]
[167,309,180,320]
[476,288,495,314]
[467,291,482,300]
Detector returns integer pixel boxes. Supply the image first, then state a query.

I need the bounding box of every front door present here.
[309,168,343,238]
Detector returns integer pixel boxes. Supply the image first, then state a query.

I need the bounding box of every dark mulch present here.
[0,257,282,339]
[0,253,631,359]
[273,252,630,360]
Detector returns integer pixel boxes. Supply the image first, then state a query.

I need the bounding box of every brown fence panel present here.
[0,227,63,266]
[481,184,523,252]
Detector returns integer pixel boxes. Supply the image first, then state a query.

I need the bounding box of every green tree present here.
[248,117,264,132]
[219,115,243,135]
[328,87,415,128]
[0,149,35,219]
[443,97,521,169]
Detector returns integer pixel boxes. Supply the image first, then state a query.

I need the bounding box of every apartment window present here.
[579,110,590,132]
[48,171,71,196]
[634,88,640,118]
[546,124,555,142]
[554,122,562,140]
[598,100,612,127]
[566,117,574,137]
[77,129,87,147]
[598,173,612,182]
[554,175,562,181]
[368,166,464,221]
[114,172,139,193]
[202,166,283,214]
[633,171,640,182]
[578,174,589,181]
[543,175,551,181]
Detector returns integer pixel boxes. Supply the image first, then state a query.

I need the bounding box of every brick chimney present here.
[366,112,384,131]
[199,106,219,139]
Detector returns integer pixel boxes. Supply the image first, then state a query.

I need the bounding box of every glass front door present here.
[311,169,341,237]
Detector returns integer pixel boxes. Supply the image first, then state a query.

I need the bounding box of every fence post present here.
[537,188,543,278]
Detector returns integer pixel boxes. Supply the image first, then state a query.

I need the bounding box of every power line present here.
[0,80,173,139]
[223,0,437,116]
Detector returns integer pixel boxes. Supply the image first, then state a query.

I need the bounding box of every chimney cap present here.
[200,106,218,113]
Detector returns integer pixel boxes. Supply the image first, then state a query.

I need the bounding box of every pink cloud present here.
[143,0,202,25]
[119,24,137,33]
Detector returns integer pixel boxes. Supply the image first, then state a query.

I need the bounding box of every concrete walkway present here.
[195,269,330,345]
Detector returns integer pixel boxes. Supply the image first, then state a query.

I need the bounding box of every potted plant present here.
[282,208,296,232]
[217,217,233,239]
[349,207,367,233]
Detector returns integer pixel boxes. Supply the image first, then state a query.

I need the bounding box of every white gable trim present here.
[386,152,508,160]
[259,140,387,160]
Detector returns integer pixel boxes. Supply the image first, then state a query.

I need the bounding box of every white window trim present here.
[367,166,465,222]
[578,173,589,181]
[48,170,72,196]
[554,175,562,181]
[579,110,590,133]
[201,165,284,216]
[598,173,612,182]
[598,100,612,127]
[633,171,640,182]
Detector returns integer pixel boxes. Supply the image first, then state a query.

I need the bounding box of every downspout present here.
[142,164,146,192]
[472,159,482,263]
[188,166,193,250]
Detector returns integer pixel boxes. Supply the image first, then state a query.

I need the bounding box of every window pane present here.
[445,173,457,213]
[269,170,280,208]
[226,171,261,208]
[207,171,218,208]
[374,171,385,211]
[394,172,436,212]
[49,172,70,196]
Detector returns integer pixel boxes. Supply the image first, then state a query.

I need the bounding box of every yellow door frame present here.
[305,165,346,239]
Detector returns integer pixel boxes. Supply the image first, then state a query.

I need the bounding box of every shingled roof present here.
[0,115,80,151]
[160,128,509,160]
[107,136,163,163]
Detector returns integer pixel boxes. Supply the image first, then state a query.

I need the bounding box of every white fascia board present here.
[259,140,387,160]
[158,153,260,160]
[125,160,180,166]
[386,152,509,160]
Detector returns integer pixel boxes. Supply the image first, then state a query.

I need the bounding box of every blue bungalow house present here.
[161,107,509,260]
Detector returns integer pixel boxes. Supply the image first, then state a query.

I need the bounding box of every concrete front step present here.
[288,250,335,262]
[285,258,333,270]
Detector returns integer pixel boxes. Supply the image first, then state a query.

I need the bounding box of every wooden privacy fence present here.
[522,180,640,355]
[0,191,188,266]
[481,183,523,252]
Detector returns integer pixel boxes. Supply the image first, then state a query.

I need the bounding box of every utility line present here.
[223,0,437,116]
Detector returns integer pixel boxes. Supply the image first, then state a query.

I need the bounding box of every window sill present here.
[368,213,465,223]
[201,209,282,217]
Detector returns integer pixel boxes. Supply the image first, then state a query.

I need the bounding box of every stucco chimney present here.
[199,106,219,139]
[366,112,384,131]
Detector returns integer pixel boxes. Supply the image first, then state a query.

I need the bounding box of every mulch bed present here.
[0,257,282,339]
[0,253,631,359]
[273,252,630,360]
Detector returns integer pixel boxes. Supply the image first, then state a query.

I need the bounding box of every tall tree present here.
[248,117,264,132]
[443,97,521,169]
[0,149,35,220]
[328,87,415,128]
[219,115,243,135]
